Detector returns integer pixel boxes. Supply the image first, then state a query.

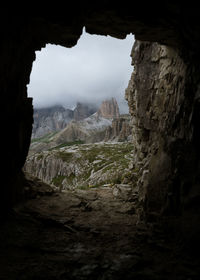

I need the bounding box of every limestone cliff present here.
[97,98,120,119]
[73,102,97,121]
[104,115,132,142]
[53,114,112,145]
[29,99,128,153]
[32,106,73,138]
[125,41,188,220]
[32,103,97,139]
[24,142,133,190]
[2,3,200,260]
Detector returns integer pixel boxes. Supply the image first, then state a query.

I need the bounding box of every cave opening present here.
[13,30,152,279]
[1,5,200,278]
[24,28,135,195]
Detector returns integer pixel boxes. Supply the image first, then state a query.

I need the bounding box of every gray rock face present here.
[97,98,120,119]
[29,99,131,154]
[3,2,200,236]
[53,113,112,145]
[32,106,74,138]
[24,142,133,190]
[32,103,98,139]
[104,115,132,142]
[125,41,188,219]
[73,102,97,121]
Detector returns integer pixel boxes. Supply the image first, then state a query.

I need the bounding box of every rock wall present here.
[126,41,186,216]
[104,115,132,142]
[126,41,200,241]
[97,98,120,119]
[1,4,200,247]
[24,142,133,190]
[32,106,74,138]
[73,102,97,121]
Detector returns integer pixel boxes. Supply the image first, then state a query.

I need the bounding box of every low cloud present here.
[28,29,134,113]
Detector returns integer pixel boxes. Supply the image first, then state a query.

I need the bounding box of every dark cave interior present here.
[1,2,200,279]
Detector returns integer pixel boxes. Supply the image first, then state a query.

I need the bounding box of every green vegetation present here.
[36,154,43,160]
[31,142,133,190]
[56,151,73,161]
[72,143,132,187]
[79,143,132,163]
[31,132,58,143]
[77,185,90,190]
[50,140,85,150]
[51,175,66,187]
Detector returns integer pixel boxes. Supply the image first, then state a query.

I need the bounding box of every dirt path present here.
[0,180,199,280]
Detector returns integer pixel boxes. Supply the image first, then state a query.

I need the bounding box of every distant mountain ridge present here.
[29,98,132,154]
[32,103,98,138]
[53,113,113,145]
[32,98,121,139]
[73,102,98,121]
[32,105,73,138]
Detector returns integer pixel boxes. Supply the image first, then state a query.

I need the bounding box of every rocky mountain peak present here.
[32,105,74,139]
[97,98,120,119]
[31,99,122,140]
[73,102,97,121]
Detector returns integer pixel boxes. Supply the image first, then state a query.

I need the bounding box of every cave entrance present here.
[25,28,135,196]
[2,8,200,279]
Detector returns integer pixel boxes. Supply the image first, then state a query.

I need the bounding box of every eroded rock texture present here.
[97,98,120,119]
[73,102,97,121]
[24,142,133,190]
[126,41,200,241]
[32,106,74,138]
[104,115,132,142]
[1,3,200,246]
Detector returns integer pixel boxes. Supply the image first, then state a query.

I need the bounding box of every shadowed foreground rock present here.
[0,177,199,280]
[2,5,200,257]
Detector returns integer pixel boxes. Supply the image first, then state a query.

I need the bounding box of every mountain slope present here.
[53,113,112,144]
[32,103,97,139]
[24,142,133,190]
[32,105,73,138]
[29,98,132,154]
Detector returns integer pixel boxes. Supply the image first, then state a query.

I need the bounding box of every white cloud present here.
[28,29,134,113]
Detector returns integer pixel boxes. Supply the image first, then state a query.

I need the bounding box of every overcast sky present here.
[28,29,134,113]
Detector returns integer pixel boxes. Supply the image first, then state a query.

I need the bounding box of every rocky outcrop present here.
[53,114,112,144]
[32,102,113,139]
[125,41,193,223]
[3,4,200,252]
[24,142,133,190]
[97,98,120,119]
[104,115,132,142]
[29,113,113,154]
[73,102,97,121]
[29,99,125,153]
[32,103,97,139]
[32,106,73,138]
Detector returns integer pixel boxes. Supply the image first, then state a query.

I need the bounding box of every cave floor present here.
[0,179,199,280]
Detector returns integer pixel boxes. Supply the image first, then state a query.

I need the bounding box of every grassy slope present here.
[50,142,133,189]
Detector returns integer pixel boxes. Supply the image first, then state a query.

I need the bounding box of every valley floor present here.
[0,178,199,280]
